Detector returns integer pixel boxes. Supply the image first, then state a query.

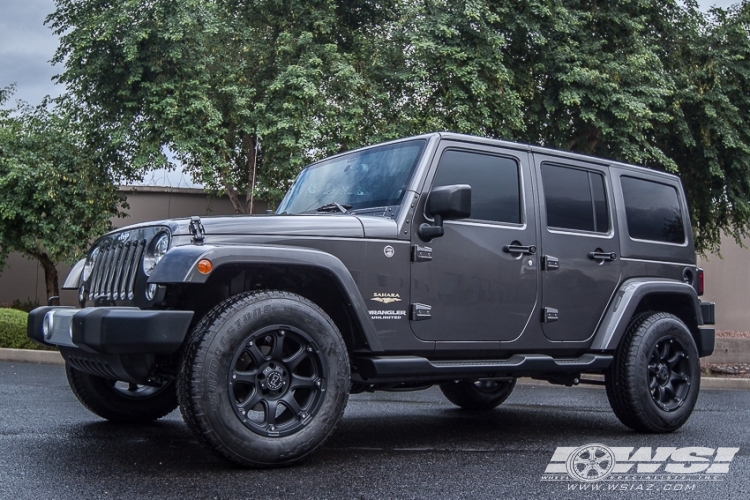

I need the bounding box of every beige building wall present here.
[698,236,750,332]
[0,186,267,306]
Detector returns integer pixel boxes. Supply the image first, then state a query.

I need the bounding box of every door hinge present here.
[411,303,432,321]
[543,255,559,271]
[411,245,433,262]
[542,307,559,323]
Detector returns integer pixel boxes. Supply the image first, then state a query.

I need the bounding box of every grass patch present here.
[0,308,47,350]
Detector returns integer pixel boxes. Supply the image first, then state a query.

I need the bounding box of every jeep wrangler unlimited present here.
[29,133,715,467]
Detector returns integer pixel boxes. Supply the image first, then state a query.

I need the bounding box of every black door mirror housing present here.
[418,184,471,241]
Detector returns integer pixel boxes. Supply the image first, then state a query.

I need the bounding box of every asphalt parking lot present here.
[1,361,749,500]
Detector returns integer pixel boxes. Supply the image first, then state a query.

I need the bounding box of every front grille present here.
[90,238,145,300]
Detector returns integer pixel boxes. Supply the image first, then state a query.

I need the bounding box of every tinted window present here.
[433,150,521,224]
[621,176,686,244]
[542,164,609,233]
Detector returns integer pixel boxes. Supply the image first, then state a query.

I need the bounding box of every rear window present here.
[620,176,686,244]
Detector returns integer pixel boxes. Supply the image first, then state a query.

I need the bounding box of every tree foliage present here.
[0,88,125,298]
[49,0,391,213]
[49,0,750,252]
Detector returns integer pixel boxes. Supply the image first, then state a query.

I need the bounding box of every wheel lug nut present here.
[269,425,276,431]
[315,380,322,387]
[248,341,253,346]
[307,346,313,352]
[279,330,285,336]
[232,374,236,380]
[300,412,308,420]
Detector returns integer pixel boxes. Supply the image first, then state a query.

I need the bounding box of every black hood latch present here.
[189,216,206,245]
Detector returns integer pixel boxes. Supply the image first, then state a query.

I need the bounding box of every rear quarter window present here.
[620,176,686,244]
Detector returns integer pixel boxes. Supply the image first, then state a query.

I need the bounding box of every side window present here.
[541,163,609,233]
[621,176,686,244]
[432,150,521,224]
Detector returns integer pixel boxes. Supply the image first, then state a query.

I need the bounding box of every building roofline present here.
[117,185,219,195]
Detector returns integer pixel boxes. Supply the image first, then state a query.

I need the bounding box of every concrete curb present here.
[700,377,750,390]
[2,348,750,390]
[0,348,64,365]
[705,337,750,364]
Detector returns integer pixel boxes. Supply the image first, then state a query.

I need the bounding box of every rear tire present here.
[178,291,350,468]
[65,364,178,423]
[439,379,516,410]
[605,312,700,433]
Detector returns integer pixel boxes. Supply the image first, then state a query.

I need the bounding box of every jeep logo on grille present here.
[117,232,130,242]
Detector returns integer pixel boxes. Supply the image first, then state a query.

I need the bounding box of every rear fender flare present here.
[590,278,702,352]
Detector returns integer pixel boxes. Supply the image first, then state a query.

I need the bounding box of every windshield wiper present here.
[316,202,352,214]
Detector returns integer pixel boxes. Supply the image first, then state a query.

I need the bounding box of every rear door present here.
[534,154,621,342]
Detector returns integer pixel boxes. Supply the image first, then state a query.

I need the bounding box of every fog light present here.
[146,283,158,301]
[43,311,55,341]
[197,259,213,274]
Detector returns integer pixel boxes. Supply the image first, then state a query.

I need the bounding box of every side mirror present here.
[418,184,471,241]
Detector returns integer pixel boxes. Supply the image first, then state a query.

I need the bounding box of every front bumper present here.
[28,306,193,354]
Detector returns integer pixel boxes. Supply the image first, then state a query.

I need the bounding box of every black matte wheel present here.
[65,364,178,423]
[606,312,700,433]
[178,291,349,468]
[439,378,516,410]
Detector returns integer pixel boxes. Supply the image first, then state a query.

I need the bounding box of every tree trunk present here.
[36,253,59,302]
[243,134,257,214]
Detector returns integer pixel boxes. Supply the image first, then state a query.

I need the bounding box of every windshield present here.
[277,139,427,215]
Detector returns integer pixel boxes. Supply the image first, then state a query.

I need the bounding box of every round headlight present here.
[43,311,55,341]
[143,233,170,275]
[82,247,100,281]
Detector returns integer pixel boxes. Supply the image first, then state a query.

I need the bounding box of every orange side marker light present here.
[197,259,213,274]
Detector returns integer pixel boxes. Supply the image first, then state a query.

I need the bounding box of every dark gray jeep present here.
[29,133,715,467]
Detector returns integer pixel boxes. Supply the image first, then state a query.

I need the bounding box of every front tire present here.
[439,379,516,410]
[178,291,350,468]
[606,312,700,433]
[65,364,178,423]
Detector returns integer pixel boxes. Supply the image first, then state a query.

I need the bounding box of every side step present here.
[354,354,613,383]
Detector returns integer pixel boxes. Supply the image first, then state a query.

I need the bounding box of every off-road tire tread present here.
[439,379,516,410]
[66,364,178,423]
[606,311,699,433]
[177,290,350,468]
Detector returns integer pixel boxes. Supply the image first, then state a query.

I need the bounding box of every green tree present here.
[654,2,750,254]
[0,88,125,298]
[49,0,394,213]
[49,0,750,252]
[395,0,750,253]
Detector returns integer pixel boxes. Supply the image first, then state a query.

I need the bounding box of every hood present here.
[108,214,399,240]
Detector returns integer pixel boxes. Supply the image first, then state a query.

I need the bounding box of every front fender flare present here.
[589,278,702,352]
[148,244,383,352]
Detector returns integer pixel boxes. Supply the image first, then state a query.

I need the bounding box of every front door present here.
[410,143,538,342]
[534,155,621,342]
